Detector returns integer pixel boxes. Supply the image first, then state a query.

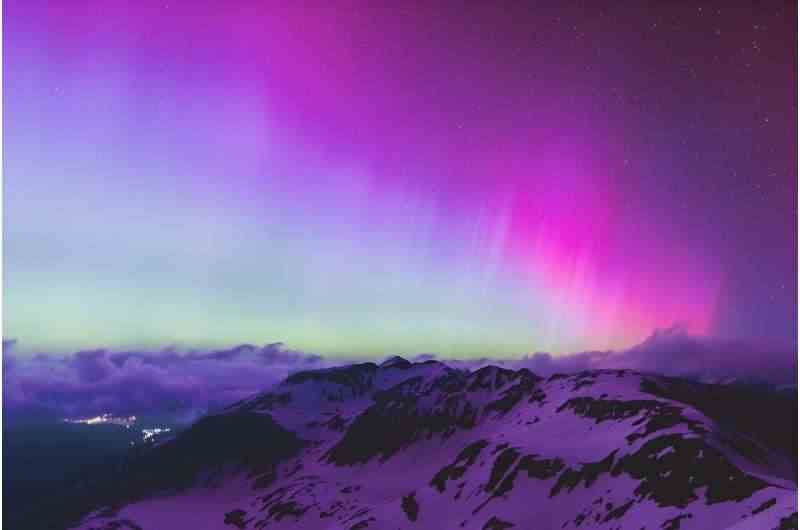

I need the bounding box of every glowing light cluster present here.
[64,413,137,427]
[142,428,171,442]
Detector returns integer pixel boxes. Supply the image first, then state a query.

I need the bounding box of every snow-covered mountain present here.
[74,358,797,530]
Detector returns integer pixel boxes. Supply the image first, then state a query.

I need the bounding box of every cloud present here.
[2,342,339,425]
[609,325,797,385]
[424,325,797,386]
[514,350,612,375]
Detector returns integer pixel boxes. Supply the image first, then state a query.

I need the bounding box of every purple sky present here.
[4,2,797,357]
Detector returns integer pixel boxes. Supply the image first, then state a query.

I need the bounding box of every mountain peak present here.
[380,355,412,369]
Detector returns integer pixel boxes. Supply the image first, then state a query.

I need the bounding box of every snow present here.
[73,361,797,530]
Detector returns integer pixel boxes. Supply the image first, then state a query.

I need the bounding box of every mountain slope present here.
[74,359,797,530]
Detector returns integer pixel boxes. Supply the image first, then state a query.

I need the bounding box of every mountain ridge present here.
[73,358,797,530]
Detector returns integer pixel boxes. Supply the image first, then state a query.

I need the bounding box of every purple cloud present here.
[2,342,339,424]
[429,326,796,386]
[610,326,797,385]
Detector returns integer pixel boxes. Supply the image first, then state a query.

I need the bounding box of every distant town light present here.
[142,428,171,442]
[63,413,137,427]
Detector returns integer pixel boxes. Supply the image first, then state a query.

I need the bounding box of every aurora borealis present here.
[4,2,797,357]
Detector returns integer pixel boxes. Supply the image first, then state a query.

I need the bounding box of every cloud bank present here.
[2,341,340,425]
[3,327,795,425]
[441,326,797,386]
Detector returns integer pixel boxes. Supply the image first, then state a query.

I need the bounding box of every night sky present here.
[4,2,797,357]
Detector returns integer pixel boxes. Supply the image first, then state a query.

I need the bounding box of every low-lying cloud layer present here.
[3,327,795,425]
[3,341,341,424]
[443,326,796,384]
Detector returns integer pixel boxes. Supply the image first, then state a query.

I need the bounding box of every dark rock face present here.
[661,513,692,529]
[557,396,706,443]
[401,492,419,521]
[268,501,306,523]
[223,509,247,528]
[485,448,521,493]
[754,498,778,515]
[233,392,292,412]
[485,371,544,415]
[612,434,768,507]
[602,499,634,522]
[640,377,798,466]
[776,512,798,530]
[431,440,489,493]
[286,363,379,399]
[326,374,483,465]
[348,519,375,530]
[467,366,518,391]
[550,451,617,497]
[549,431,769,509]
[382,356,413,370]
[558,396,677,424]
[492,453,565,497]
[252,479,346,529]
[570,371,598,391]
[482,516,514,529]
